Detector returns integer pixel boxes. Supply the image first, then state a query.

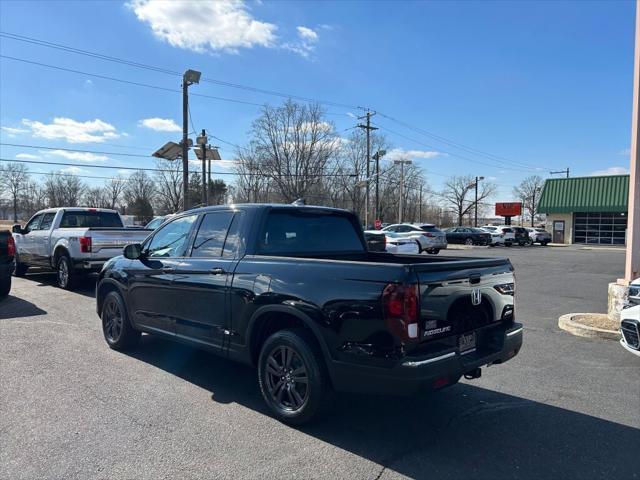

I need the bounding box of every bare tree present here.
[154,159,183,213]
[84,187,109,208]
[244,100,339,202]
[513,175,544,226]
[19,180,47,218]
[0,163,29,221]
[123,170,155,222]
[104,176,126,210]
[441,175,496,226]
[235,144,272,203]
[44,172,86,207]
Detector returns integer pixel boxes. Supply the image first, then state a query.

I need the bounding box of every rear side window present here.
[39,213,56,230]
[191,212,234,258]
[59,211,122,228]
[258,209,364,255]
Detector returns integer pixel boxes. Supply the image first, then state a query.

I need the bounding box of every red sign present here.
[374,219,382,230]
[495,202,522,217]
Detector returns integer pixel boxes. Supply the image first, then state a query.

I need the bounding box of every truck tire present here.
[0,276,10,299]
[56,253,77,290]
[101,290,140,350]
[13,255,28,277]
[258,328,331,425]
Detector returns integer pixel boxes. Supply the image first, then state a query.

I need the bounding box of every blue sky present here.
[0,0,636,201]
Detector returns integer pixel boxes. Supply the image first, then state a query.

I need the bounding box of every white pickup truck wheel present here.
[56,254,76,290]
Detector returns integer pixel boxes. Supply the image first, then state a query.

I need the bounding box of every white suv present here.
[482,226,516,246]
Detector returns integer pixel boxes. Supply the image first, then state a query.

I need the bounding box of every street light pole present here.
[200,129,207,206]
[181,69,201,211]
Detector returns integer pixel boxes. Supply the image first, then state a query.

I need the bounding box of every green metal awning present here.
[538,175,629,214]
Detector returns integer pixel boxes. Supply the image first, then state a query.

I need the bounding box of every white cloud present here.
[618,148,631,156]
[15,153,40,160]
[189,158,238,170]
[1,126,29,137]
[386,148,442,162]
[129,0,277,53]
[590,166,629,176]
[283,25,320,58]
[138,117,182,132]
[297,26,318,42]
[49,150,109,162]
[22,117,120,143]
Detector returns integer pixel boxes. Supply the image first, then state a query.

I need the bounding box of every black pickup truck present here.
[96,204,522,424]
[0,231,16,299]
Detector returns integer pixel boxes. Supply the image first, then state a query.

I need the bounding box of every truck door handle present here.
[210,268,226,275]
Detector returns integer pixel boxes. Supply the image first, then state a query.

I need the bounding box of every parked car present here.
[483,226,515,246]
[0,230,15,299]
[511,227,530,246]
[444,227,492,246]
[12,208,152,289]
[381,223,447,254]
[478,227,505,246]
[525,227,551,246]
[620,304,640,356]
[626,278,640,308]
[364,230,420,254]
[97,204,522,424]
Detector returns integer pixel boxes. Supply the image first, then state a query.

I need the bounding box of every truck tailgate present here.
[411,257,514,346]
[89,229,152,255]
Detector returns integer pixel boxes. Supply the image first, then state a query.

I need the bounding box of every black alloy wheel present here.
[258,329,331,425]
[265,345,309,412]
[101,291,140,350]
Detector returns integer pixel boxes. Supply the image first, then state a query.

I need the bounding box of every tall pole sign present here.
[625,1,640,283]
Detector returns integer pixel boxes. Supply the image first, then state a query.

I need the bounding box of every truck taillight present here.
[80,236,92,253]
[7,235,16,257]
[382,283,420,342]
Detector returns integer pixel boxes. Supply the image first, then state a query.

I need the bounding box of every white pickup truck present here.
[12,208,152,289]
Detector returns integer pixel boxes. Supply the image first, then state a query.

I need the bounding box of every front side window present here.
[25,214,43,233]
[146,214,198,258]
[191,211,234,258]
[258,209,364,255]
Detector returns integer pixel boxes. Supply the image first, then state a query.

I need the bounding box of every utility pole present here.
[474,176,484,227]
[200,129,207,206]
[550,167,570,178]
[357,111,378,227]
[181,69,201,211]
[419,184,423,222]
[394,159,412,223]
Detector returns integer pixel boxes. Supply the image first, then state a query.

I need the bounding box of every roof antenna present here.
[292,198,306,206]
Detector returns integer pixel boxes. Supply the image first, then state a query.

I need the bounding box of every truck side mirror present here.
[123,243,144,260]
[11,224,23,234]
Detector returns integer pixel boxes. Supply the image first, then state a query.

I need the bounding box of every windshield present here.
[258,209,364,255]
[59,211,123,228]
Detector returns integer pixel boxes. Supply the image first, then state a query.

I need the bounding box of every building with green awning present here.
[537,175,629,245]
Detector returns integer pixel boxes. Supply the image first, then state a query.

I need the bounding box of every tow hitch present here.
[464,367,482,380]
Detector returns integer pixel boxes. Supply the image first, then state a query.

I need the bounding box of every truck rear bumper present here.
[328,323,523,396]
[73,259,110,271]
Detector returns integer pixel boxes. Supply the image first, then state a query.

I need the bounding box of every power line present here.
[0,157,357,177]
[0,31,363,111]
[376,111,542,172]
[374,122,536,174]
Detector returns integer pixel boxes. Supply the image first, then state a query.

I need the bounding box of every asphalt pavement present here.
[0,245,638,479]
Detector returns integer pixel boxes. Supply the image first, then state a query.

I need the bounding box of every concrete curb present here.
[558,313,620,341]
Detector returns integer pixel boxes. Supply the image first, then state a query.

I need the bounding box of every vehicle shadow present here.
[0,295,47,319]
[19,271,97,298]
[124,335,639,480]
